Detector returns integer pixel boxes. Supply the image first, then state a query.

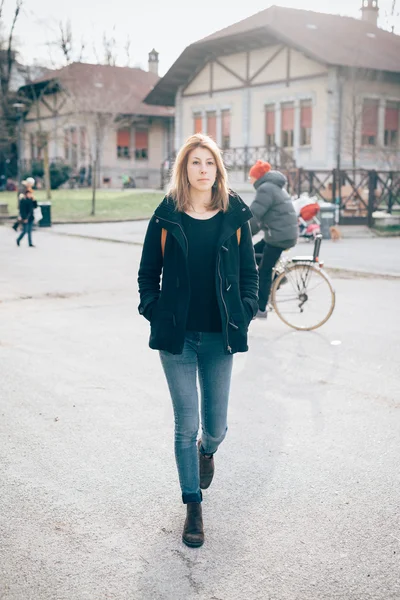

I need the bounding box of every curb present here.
[45,230,144,246]
[45,229,400,280]
[324,267,400,280]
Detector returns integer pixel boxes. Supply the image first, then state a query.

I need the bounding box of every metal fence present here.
[160,145,296,189]
[282,168,400,225]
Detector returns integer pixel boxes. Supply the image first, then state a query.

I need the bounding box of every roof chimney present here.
[148,49,159,76]
[361,0,379,27]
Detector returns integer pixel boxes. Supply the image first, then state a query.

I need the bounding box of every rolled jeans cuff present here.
[182,491,202,504]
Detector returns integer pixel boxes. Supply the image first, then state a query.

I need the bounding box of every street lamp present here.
[13,102,25,188]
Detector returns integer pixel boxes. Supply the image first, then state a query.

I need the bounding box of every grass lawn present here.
[0,188,164,222]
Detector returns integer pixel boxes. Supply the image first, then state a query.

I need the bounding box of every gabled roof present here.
[20,62,174,118]
[145,5,400,106]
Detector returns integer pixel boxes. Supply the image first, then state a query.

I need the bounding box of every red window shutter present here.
[265,107,275,135]
[362,100,378,136]
[117,129,131,147]
[300,104,312,128]
[385,107,399,131]
[222,110,230,137]
[282,104,294,131]
[135,130,148,149]
[194,115,202,134]
[207,113,217,140]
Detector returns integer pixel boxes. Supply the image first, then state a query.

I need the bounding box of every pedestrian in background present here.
[16,178,37,247]
[249,160,298,318]
[138,133,258,548]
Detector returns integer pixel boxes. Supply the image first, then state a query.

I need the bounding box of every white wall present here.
[179,44,329,168]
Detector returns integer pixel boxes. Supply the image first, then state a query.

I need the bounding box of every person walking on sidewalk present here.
[138,133,259,548]
[16,182,37,247]
[249,160,298,318]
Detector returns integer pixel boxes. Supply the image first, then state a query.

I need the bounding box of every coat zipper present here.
[218,253,231,353]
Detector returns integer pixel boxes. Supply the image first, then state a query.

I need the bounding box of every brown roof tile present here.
[25,62,174,118]
[199,6,400,72]
[145,5,400,106]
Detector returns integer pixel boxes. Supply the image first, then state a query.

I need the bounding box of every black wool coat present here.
[137,194,259,355]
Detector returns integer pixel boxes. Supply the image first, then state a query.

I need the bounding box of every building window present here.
[281,102,294,148]
[135,130,148,160]
[221,109,231,149]
[361,99,378,146]
[194,113,202,134]
[265,105,275,147]
[63,127,81,166]
[117,129,131,159]
[384,102,399,147]
[300,100,312,146]
[206,111,217,140]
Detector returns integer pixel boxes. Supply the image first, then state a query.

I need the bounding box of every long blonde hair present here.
[167,134,230,212]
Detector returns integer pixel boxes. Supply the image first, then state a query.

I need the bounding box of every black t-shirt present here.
[181,211,223,332]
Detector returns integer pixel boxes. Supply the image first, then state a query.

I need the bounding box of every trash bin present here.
[38,201,51,227]
[319,202,335,239]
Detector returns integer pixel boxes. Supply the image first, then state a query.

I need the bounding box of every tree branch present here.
[6,0,23,91]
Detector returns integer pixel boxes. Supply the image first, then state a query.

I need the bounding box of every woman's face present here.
[187,147,217,193]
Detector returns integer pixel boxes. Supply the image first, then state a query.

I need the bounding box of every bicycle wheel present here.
[271,262,335,330]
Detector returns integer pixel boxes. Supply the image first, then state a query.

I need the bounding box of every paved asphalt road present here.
[1,225,400,600]
[50,220,400,278]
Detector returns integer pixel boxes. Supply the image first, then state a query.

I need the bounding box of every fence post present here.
[334,169,342,225]
[332,168,337,203]
[388,171,393,214]
[367,170,376,228]
[243,146,249,182]
[308,171,313,195]
[297,168,302,197]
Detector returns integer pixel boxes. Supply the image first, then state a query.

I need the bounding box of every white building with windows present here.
[145,2,400,175]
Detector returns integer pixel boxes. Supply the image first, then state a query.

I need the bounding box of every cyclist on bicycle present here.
[248,161,298,319]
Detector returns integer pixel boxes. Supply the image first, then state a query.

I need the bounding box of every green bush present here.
[22,161,44,180]
[49,163,71,189]
[22,162,71,189]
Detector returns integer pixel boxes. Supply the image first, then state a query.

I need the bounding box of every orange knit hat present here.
[249,160,272,180]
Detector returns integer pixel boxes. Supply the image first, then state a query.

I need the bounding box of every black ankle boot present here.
[182,502,204,548]
[198,440,214,489]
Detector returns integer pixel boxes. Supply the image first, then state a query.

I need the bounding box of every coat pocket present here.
[150,309,177,347]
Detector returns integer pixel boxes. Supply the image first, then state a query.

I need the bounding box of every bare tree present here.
[57,20,86,65]
[342,68,381,173]
[23,68,72,200]
[63,74,132,215]
[343,75,364,173]
[59,20,73,64]
[378,144,400,171]
[103,28,118,66]
[387,0,399,32]
[0,0,23,165]
[124,35,132,67]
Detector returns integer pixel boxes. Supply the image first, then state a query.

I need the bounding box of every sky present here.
[4,0,400,76]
